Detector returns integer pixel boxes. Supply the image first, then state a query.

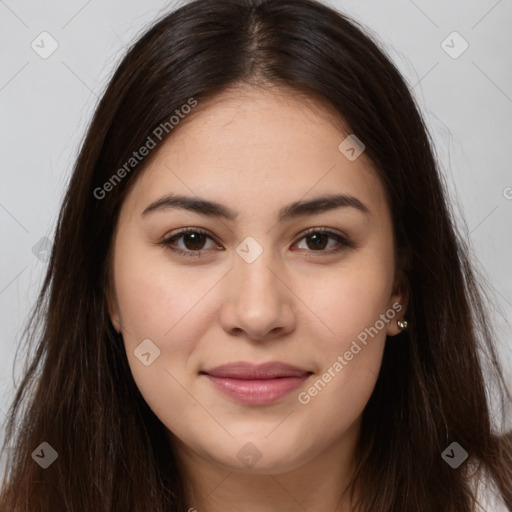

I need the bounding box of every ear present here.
[386,270,409,337]
[106,282,122,333]
[109,303,122,333]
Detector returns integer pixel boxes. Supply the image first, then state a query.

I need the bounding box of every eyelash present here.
[159,227,356,259]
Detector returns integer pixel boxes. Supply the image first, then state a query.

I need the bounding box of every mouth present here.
[200,361,313,405]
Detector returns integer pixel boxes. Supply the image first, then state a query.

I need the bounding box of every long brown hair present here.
[1,0,511,510]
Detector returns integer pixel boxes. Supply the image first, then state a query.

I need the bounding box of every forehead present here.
[166,85,351,164]
[121,85,389,222]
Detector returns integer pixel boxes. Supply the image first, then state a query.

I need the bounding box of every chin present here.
[203,439,315,475]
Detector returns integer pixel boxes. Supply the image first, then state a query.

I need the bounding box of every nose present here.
[217,246,297,341]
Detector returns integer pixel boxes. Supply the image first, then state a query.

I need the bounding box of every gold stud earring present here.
[397,319,408,330]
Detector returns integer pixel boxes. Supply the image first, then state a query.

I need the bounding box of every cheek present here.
[112,246,213,429]
[308,256,394,350]
[113,243,220,347]
[296,270,390,426]
[112,245,228,419]
[297,252,394,403]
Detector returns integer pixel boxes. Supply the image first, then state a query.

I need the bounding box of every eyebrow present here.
[141,193,370,222]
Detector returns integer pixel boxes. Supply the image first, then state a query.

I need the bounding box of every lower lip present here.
[204,374,311,405]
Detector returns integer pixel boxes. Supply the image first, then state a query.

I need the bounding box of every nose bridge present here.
[218,236,295,339]
[233,236,282,304]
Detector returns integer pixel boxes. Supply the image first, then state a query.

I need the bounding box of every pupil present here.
[308,233,327,250]
[184,233,204,250]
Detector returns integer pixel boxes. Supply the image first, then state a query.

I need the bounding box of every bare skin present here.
[109,85,407,512]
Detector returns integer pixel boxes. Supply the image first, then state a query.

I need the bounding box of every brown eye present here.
[160,228,221,258]
[180,232,208,250]
[304,232,330,250]
[294,229,355,253]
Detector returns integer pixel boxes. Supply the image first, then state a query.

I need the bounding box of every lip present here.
[200,361,313,405]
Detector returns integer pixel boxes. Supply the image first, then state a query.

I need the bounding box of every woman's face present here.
[109,86,406,474]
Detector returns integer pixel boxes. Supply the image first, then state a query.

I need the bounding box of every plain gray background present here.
[1,0,511,452]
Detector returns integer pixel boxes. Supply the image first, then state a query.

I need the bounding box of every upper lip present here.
[201,361,312,380]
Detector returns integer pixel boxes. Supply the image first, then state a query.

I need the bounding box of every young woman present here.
[1,0,511,510]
